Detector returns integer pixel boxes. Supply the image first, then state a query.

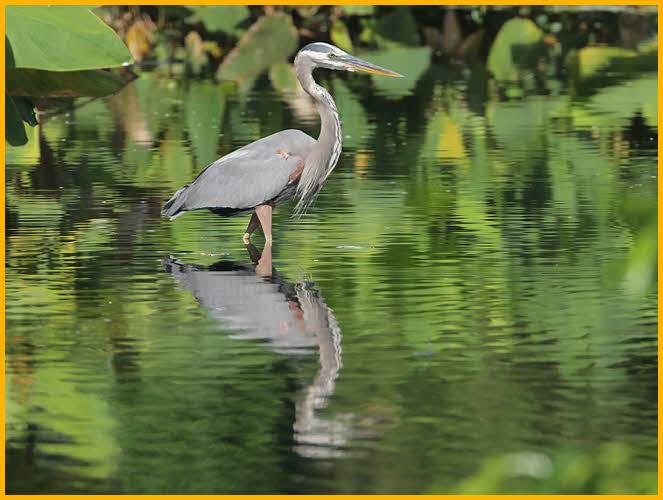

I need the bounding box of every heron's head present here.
[295,42,403,77]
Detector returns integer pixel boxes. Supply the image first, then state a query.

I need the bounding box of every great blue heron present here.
[161,42,402,242]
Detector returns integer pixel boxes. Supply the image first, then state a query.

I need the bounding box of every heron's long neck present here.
[293,65,343,214]
[296,68,342,167]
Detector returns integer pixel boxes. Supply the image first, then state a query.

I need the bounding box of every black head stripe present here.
[300,42,336,54]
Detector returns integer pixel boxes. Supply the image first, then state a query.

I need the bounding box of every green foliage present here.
[359,6,421,49]
[331,79,371,150]
[184,5,250,37]
[330,19,354,54]
[566,45,657,91]
[487,18,545,80]
[216,13,298,82]
[438,444,657,494]
[5,6,132,71]
[5,6,132,146]
[359,46,431,99]
[268,61,298,93]
[184,81,229,167]
[569,46,635,79]
[340,5,375,16]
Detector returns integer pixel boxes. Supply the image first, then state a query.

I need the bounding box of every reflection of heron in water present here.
[163,242,346,457]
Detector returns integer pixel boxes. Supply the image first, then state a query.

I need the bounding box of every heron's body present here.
[162,42,402,242]
[162,129,315,218]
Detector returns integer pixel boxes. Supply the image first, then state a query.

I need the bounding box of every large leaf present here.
[6,68,132,97]
[359,7,420,49]
[216,13,298,82]
[268,62,298,94]
[5,6,132,71]
[359,46,430,99]
[330,19,353,54]
[487,18,545,81]
[374,6,420,47]
[185,5,250,37]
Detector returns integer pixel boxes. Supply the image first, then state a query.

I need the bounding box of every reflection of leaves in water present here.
[5,93,29,146]
[584,74,657,128]
[185,81,228,167]
[332,78,372,150]
[486,98,559,154]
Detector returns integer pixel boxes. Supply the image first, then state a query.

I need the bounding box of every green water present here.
[5,62,657,493]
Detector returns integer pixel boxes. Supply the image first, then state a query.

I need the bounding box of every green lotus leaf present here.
[5,5,132,71]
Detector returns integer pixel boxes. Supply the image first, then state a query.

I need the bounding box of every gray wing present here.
[163,129,316,217]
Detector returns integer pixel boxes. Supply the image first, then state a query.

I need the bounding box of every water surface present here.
[6,61,657,493]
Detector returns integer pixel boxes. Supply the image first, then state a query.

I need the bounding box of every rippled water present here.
[6,62,657,493]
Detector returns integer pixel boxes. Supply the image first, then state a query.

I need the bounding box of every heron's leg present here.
[255,204,273,243]
[255,240,272,277]
[243,213,260,243]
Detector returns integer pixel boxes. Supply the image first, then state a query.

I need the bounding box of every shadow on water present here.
[162,242,347,458]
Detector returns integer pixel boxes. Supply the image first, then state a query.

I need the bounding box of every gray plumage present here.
[161,42,402,238]
[163,130,314,218]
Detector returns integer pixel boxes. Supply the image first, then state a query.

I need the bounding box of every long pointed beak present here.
[342,55,403,77]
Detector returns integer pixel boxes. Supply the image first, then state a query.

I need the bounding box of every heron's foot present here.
[242,232,251,243]
[277,149,290,159]
[265,234,273,244]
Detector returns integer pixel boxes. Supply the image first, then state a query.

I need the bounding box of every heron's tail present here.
[161,185,190,220]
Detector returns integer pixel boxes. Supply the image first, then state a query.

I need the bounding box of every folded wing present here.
[162,130,315,218]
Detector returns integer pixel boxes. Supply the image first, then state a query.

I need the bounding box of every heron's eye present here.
[328,53,335,59]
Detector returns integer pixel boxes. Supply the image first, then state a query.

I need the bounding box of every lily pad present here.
[487,18,545,81]
[358,7,420,49]
[5,5,132,71]
[358,46,430,99]
[216,13,298,83]
[268,62,298,94]
[185,5,250,37]
[374,7,420,47]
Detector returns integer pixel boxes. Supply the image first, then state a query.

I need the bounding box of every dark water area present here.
[5,51,657,493]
